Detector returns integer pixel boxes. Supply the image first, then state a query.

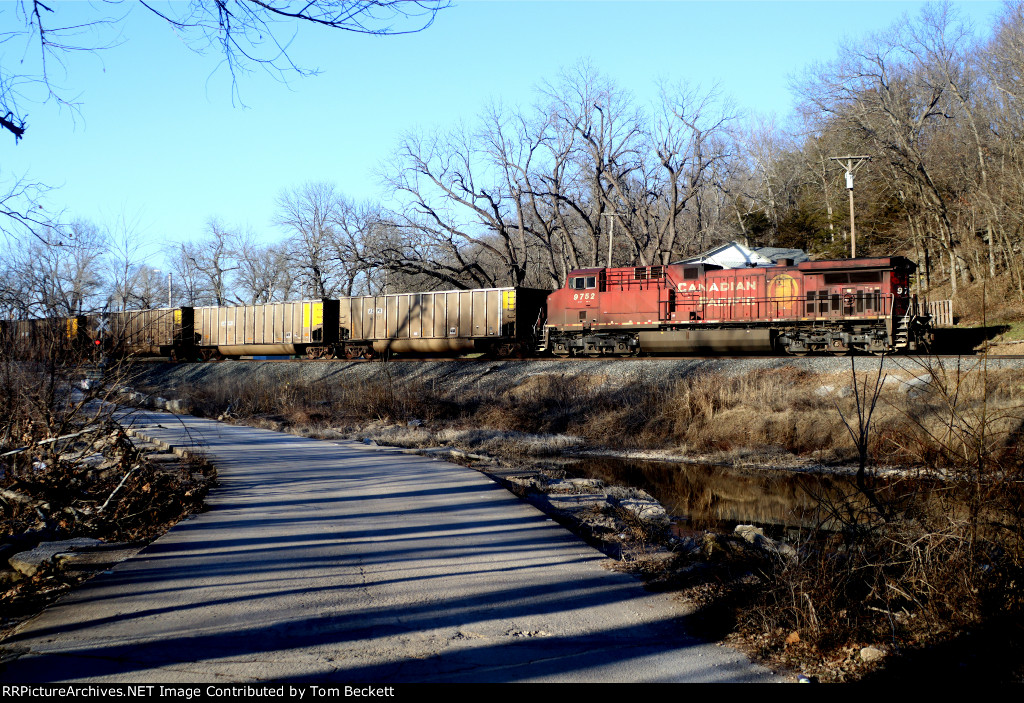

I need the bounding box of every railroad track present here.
[135,352,1024,363]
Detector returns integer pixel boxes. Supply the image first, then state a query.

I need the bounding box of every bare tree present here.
[186,218,242,305]
[378,64,664,290]
[980,2,1024,296]
[233,232,282,304]
[1,1,448,257]
[0,173,56,244]
[540,62,646,269]
[0,220,108,318]
[324,197,388,295]
[126,264,170,309]
[641,81,740,260]
[793,7,974,291]
[105,216,146,312]
[167,241,208,306]
[0,0,449,143]
[43,220,109,314]
[275,182,348,297]
[267,245,301,301]
[381,126,523,288]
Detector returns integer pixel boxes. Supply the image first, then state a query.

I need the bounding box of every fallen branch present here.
[98,465,138,513]
[0,429,97,458]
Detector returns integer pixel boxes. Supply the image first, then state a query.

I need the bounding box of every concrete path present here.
[3,410,783,683]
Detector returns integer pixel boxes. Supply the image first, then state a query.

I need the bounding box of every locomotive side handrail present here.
[662,293,895,323]
[604,267,666,290]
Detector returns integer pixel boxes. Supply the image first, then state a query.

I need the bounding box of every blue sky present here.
[0,1,1005,263]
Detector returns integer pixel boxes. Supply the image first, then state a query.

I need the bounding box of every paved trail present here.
[3,411,782,683]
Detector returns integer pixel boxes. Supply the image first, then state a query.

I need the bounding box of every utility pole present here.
[830,155,871,258]
[605,212,624,267]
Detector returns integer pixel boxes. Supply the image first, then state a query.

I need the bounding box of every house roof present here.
[677,241,774,268]
[752,246,811,264]
[677,241,810,268]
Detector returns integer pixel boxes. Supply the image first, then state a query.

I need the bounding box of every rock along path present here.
[3,410,782,683]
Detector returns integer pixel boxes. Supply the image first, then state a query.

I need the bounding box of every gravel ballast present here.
[125,354,1021,398]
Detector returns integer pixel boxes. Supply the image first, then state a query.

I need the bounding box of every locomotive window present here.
[850,271,883,284]
[683,267,698,280]
[649,266,664,279]
[634,267,648,280]
[570,276,597,290]
[824,273,848,285]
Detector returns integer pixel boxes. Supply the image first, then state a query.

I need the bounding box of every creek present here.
[556,455,938,539]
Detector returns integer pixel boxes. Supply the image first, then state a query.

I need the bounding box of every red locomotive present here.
[541,256,930,356]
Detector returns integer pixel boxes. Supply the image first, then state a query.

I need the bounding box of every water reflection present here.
[559,456,906,535]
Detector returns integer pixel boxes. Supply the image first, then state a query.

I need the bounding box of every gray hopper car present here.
[194,300,339,359]
[339,287,548,357]
[101,308,195,358]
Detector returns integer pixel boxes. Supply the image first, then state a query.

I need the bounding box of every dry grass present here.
[167,362,1024,473]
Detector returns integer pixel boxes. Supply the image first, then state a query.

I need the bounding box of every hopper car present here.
[1,309,195,361]
[0,315,92,361]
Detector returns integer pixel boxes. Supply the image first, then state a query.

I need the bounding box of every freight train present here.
[1,255,931,360]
